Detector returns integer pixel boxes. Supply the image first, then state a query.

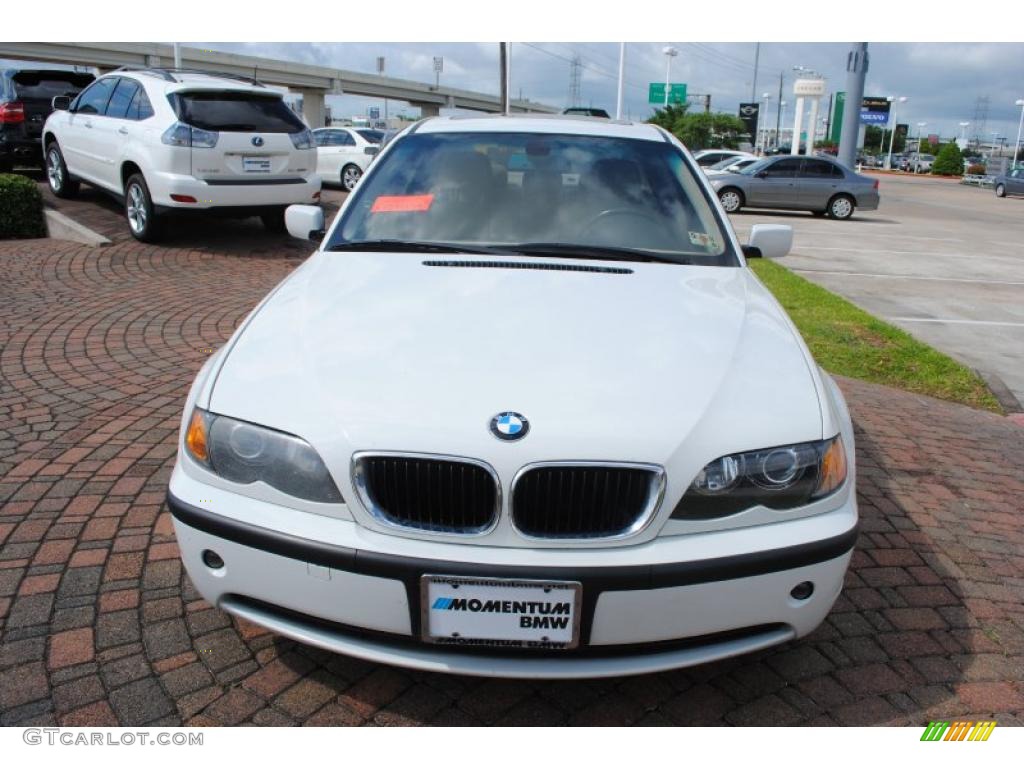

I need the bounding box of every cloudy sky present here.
[4,41,1022,142]
[187,42,1024,142]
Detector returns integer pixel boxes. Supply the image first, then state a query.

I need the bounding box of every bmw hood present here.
[208,252,825,487]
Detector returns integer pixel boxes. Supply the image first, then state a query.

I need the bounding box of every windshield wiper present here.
[326,240,510,255]
[510,243,692,265]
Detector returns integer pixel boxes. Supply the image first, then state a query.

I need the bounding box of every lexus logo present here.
[251,136,264,147]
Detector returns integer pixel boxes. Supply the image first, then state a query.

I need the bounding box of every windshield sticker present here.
[371,194,435,213]
[688,231,714,248]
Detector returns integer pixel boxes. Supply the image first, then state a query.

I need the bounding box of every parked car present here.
[910,154,935,173]
[994,167,1024,198]
[710,155,880,219]
[167,115,857,678]
[42,68,322,241]
[313,127,382,191]
[692,148,756,168]
[704,155,758,175]
[0,68,93,172]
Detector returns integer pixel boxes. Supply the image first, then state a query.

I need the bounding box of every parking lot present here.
[0,172,1023,727]
[731,172,1024,408]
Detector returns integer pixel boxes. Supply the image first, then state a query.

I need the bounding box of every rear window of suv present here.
[168,91,306,133]
[9,71,94,101]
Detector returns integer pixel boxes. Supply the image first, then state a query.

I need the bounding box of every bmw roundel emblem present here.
[490,412,529,441]
[251,136,264,147]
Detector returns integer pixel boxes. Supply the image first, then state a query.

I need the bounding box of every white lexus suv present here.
[167,116,858,678]
[42,68,321,241]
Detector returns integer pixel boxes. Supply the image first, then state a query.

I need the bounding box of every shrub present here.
[0,173,46,239]
[931,143,964,176]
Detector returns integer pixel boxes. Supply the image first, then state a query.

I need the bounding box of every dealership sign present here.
[738,103,760,137]
[860,96,892,125]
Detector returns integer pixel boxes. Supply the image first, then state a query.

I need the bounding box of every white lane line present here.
[792,269,1024,287]
[888,317,1024,328]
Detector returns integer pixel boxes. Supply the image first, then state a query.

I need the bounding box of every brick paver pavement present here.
[1,233,1022,727]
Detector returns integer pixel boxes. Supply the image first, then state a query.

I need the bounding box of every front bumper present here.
[167,484,857,679]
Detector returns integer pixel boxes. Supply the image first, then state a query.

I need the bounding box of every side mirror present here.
[747,223,792,259]
[755,170,768,178]
[364,146,379,156]
[52,95,71,111]
[285,205,325,242]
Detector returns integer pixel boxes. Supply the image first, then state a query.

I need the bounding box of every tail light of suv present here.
[161,122,219,148]
[0,102,25,124]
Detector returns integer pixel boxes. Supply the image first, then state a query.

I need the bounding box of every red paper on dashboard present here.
[371,194,435,213]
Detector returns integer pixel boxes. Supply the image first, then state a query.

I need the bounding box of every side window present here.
[314,131,330,147]
[132,88,154,120]
[801,159,837,178]
[74,78,118,115]
[339,131,357,147]
[105,79,139,119]
[765,159,801,178]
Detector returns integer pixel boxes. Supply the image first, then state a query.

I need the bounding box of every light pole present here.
[779,100,788,149]
[433,57,443,91]
[991,131,999,158]
[1014,99,1024,168]
[758,92,773,153]
[662,46,679,108]
[915,122,926,172]
[615,43,626,120]
[885,96,906,170]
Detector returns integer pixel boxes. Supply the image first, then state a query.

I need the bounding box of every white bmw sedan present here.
[167,115,857,679]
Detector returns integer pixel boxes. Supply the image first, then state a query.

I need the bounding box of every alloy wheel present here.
[343,165,362,191]
[126,183,147,235]
[47,149,63,191]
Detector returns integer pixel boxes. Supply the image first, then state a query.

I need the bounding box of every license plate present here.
[421,575,582,650]
[242,156,271,173]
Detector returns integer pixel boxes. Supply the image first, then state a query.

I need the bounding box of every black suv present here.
[1,69,94,172]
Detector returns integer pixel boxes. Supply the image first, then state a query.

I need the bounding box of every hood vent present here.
[422,260,632,275]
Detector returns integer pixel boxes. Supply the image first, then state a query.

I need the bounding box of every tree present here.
[647,109,747,150]
[931,142,964,176]
[647,104,689,134]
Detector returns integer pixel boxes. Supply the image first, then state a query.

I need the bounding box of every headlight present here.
[184,408,343,503]
[672,436,847,520]
[289,128,315,150]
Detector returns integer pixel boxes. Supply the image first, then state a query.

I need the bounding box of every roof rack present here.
[110,66,266,87]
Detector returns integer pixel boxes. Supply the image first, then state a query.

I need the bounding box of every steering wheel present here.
[576,207,667,241]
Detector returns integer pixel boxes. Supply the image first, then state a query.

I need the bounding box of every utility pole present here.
[838,43,869,169]
[774,70,783,151]
[499,43,510,114]
[662,46,679,108]
[615,43,626,120]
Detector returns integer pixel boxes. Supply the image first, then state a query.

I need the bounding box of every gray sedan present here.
[994,167,1024,198]
[708,155,880,220]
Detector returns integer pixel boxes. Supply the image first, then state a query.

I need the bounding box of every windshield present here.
[739,158,772,175]
[356,129,384,144]
[169,91,306,133]
[709,157,743,170]
[329,131,737,266]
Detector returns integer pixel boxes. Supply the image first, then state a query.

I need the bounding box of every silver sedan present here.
[708,155,880,220]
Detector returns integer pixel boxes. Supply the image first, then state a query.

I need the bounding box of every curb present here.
[974,369,1023,416]
[44,207,111,247]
